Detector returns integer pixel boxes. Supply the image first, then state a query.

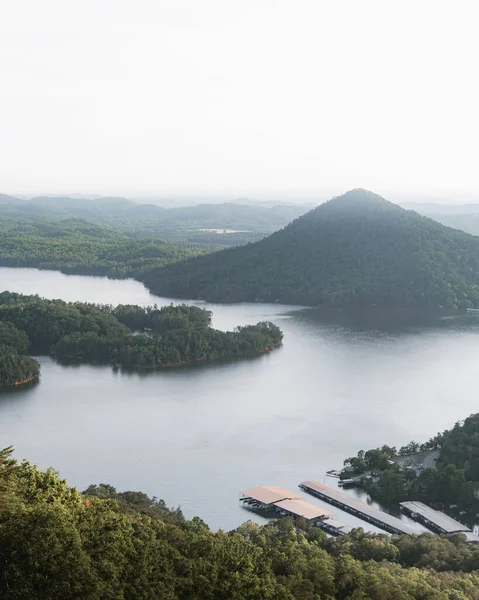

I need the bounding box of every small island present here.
[0,292,283,383]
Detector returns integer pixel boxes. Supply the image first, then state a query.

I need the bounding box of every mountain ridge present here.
[142,189,479,309]
[0,192,310,245]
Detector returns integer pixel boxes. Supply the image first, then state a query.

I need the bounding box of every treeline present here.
[0,292,283,373]
[0,348,39,388]
[0,219,214,279]
[0,193,309,245]
[1,446,479,599]
[0,322,39,388]
[142,189,479,309]
[344,414,479,507]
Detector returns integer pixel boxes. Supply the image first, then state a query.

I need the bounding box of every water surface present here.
[1,267,478,532]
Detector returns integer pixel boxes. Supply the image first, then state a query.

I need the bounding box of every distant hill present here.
[0,193,24,205]
[142,189,479,309]
[402,202,479,237]
[0,194,310,245]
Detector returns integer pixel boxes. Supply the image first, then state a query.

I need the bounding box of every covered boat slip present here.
[300,480,418,535]
[320,518,353,536]
[240,485,352,535]
[240,486,328,521]
[241,486,302,507]
[275,498,331,520]
[400,501,478,539]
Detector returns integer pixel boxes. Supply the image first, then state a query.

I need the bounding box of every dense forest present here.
[2,446,479,599]
[343,413,479,509]
[0,292,283,375]
[0,322,40,388]
[142,189,479,309]
[0,219,213,279]
[0,193,309,245]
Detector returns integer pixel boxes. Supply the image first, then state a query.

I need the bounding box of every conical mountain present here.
[142,189,479,309]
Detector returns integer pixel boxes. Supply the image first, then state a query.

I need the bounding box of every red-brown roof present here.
[275,498,332,520]
[242,486,302,505]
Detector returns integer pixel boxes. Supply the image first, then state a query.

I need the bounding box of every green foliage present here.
[0,348,39,388]
[0,322,30,353]
[0,194,310,246]
[0,219,212,279]
[352,414,479,509]
[0,292,283,372]
[142,189,479,308]
[111,303,212,332]
[2,448,479,599]
[0,321,39,387]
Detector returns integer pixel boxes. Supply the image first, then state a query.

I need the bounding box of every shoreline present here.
[0,374,39,390]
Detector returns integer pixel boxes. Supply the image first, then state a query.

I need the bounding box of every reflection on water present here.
[1,267,479,531]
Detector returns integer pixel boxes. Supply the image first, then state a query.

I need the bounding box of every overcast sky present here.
[1,0,478,202]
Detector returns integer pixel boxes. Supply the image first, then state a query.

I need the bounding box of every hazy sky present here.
[1,0,478,202]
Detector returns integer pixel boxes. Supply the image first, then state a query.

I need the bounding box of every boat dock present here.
[319,518,354,536]
[240,486,331,521]
[300,481,418,535]
[240,485,352,535]
[399,500,479,541]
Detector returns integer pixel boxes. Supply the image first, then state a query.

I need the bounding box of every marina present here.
[240,486,302,513]
[400,501,479,541]
[240,485,353,536]
[320,518,354,536]
[299,481,419,535]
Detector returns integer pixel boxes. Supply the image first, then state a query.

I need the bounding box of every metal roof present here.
[301,481,418,535]
[241,486,302,505]
[274,498,332,520]
[400,501,471,533]
[323,518,350,529]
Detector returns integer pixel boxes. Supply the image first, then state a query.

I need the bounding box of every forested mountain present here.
[0,193,310,245]
[2,445,479,599]
[143,189,479,309]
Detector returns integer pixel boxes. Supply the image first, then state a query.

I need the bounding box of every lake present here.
[1,266,479,532]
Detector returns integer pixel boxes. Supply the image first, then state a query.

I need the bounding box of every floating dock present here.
[241,486,302,507]
[399,500,479,542]
[240,486,331,522]
[300,481,418,535]
[320,518,354,536]
[274,498,332,521]
[240,485,358,536]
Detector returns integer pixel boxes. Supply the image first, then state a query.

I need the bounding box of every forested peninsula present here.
[0,292,283,386]
[2,445,479,599]
[143,189,479,309]
[343,413,479,511]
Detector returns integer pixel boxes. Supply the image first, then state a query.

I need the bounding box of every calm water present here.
[1,267,479,532]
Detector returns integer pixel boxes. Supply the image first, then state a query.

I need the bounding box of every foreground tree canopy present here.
[0,293,283,383]
[142,189,479,309]
[1,446,479,599]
